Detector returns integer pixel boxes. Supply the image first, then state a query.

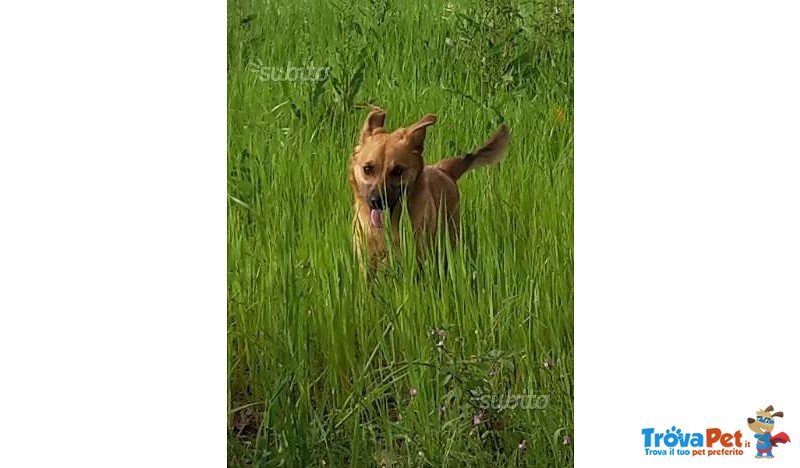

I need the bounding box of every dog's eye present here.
[389,166,404,177]
[363,164,375,176]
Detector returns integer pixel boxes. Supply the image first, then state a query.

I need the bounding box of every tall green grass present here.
[228,0,573,465]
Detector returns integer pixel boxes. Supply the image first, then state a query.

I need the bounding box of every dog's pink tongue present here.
[370,209,383,228]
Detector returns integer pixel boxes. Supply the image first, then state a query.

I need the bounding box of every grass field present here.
[228,0,573,465]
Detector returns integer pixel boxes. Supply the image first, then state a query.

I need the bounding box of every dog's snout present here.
[368,194,386,210]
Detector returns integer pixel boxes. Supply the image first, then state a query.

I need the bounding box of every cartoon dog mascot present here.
[747,405,790,459]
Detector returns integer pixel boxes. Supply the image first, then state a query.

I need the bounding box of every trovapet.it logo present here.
[642,426,746,458]
[641,404,791,459]
[746,405,791,459]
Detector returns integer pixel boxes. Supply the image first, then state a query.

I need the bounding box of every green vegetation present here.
[228,0,573,465]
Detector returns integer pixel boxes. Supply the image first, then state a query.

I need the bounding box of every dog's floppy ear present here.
[765,405,775,413]
[405,114,437,153]
[772,411,784,418]
[360,108,386,144]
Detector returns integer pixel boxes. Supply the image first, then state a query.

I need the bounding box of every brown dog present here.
[349,108,508,263]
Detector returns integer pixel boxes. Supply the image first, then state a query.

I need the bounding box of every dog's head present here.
[747,405,783,434]
[349,108,436,228]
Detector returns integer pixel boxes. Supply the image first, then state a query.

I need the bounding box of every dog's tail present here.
[435,125,509,182]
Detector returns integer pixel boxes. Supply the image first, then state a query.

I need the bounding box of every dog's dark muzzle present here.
[367,187,400,211]
[368,194,388,210]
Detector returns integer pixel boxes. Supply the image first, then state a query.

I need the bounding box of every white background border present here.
[576,0,800,465]
[0,1,225,466]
